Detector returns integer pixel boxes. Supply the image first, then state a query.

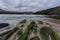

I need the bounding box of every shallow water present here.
[0,14,44,20]
[0,14,45,26]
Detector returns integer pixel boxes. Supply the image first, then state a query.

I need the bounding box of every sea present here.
[0,14,45,27]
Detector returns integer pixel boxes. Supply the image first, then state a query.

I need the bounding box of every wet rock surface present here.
[0,23,9,28]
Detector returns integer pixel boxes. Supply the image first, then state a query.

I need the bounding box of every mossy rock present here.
[30,37,40,40]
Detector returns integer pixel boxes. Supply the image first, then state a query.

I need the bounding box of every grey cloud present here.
[0,0,60,12]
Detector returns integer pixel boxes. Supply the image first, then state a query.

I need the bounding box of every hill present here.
[34,6,60,15]
[0,9,33,14]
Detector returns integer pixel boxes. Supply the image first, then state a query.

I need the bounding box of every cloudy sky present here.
[0,0,60,12]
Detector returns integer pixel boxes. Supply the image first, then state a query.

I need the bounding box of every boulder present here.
[0,23,9,28]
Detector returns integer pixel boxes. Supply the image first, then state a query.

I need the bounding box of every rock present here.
[38,21,43,24]
[0,23,9,28]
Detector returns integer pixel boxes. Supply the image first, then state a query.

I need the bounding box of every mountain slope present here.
[34,6,60,15]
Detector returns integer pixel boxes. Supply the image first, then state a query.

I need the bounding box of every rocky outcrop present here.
[0,23,9,28]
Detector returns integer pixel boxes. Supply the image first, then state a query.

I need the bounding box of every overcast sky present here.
[0,0,60,12]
